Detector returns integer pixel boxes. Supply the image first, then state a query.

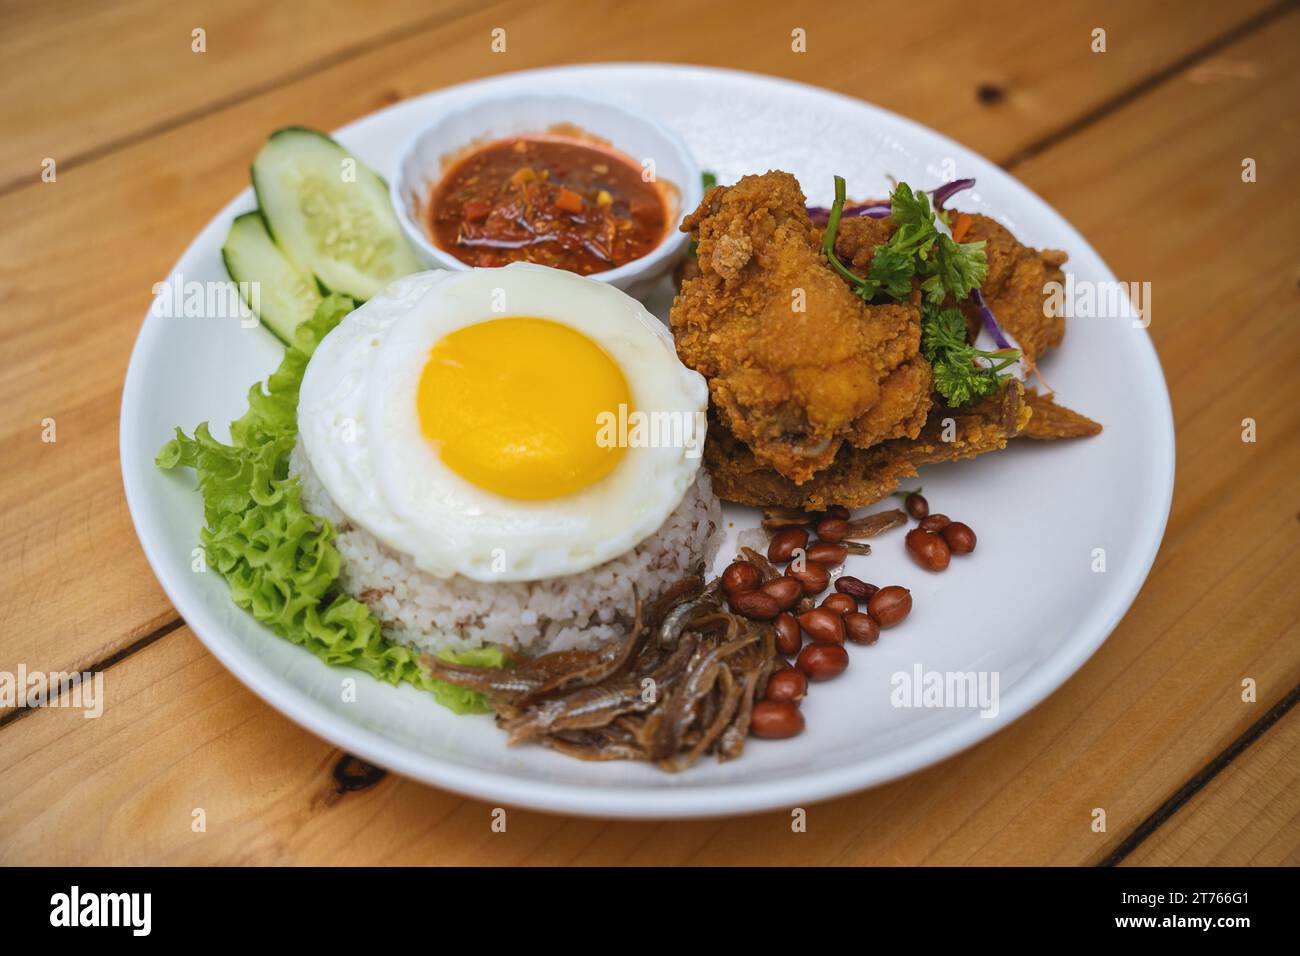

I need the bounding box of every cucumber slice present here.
[222,211,323,345]
[252,127,422,300]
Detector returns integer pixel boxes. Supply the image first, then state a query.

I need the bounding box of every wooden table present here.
[2,0,1297,865]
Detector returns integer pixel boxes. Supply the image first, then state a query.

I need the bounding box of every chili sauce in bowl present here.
[430,136,668,275]
[392,92,702,296]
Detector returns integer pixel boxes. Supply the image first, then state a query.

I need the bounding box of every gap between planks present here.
[0,618,184,732]
[0,0,508,198]
[1001,0,1299,169]
[1099,681,1300,865]
[4,1,1295,864]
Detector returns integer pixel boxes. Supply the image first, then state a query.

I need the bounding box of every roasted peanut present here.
[774,611,802,655]
[918,513,951,532]
[785,560,831,595]
[844,611,880,645]
[868,585,912,628]
[821,593,857,616]
[943,521,977,554]
[806,541,849,565]
[905,492,929,520]
[768,527,810,563]
[750,699,805,738]
[761,577,804,611]
[835,575,878,601]
[798,607,846,644]
[815,516,850,542]
[721,560,762,596]
[728,589,781,620]
[796,641,850,681]
[765,666,807,704]
[905,527,951,571]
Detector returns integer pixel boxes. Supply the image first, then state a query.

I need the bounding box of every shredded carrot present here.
[951,212,973,243]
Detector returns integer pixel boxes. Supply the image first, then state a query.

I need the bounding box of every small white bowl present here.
[391,92,702,298]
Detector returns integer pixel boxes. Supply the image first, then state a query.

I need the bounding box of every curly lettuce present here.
[157,296,504,714]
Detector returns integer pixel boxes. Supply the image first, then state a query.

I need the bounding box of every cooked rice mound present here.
[290,440,723,656]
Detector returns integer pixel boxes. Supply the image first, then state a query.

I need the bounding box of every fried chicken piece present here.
[705,382,1030,510]
[671,172,931,485]
[831,209,1068,360]
[829,216,935,450]
[1019,388,1102,440]
[958,214,1068,361]
[832,214,896,276]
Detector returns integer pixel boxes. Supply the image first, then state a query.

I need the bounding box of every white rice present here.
[291,439,723,656]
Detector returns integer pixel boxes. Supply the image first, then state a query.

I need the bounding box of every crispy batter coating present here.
[1019,388,1102,440]
[958,214,1068,361]
[832,214,895,277]
[670,172,931,485]
[705,381,1029,510]
[830,217,935,450]
[831,210,1069,359]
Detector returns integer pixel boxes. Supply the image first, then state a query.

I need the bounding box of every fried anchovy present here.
[842,508,907,539]
[540,736,646,762]
[655,577,719,648]
[502,683,650,744]
[501,628,705,745]
[740,547,781,582]
[647,616,760,761]
[444,575,782,769]
[422,592,649,704]
[665,664,744,771]
[719,625,777,761]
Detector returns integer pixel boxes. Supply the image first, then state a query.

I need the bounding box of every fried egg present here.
[297,264,708,582]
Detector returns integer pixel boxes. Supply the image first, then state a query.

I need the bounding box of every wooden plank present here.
[1120,703,1300,866]
[0,0,493,191]
[0,0,1278,688]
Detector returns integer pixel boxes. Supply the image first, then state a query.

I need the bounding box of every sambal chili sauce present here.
[429,136,669,275]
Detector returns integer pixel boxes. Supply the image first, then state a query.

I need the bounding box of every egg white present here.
[297,264,708,582]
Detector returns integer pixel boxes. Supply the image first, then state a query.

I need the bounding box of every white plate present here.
[121,64,1174,819]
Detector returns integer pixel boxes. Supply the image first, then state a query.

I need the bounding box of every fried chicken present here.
[830,210,1069,361]
[705,382,1103,509]
[674,172,1098,509]
[1019,388,1102,440]
[831,214,895,276]
[957,214,1068,361]
[705,381,1030,510]
[671,172,931,485]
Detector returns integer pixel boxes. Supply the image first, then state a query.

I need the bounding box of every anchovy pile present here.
[423,574,780,771]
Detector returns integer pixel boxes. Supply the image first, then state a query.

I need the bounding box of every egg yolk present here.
[417,317,632,500]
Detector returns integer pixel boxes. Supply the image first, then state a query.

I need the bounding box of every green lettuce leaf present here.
[157,294,504,714]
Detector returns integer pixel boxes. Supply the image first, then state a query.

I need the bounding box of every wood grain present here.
[1121,702,1300,866]
[0,0,1278,686]
[0,0,493,191]
[3,0,1299,864]
[1,0,1276,194]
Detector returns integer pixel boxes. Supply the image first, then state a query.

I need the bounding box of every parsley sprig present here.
[820,175,1016,406]
[921,305,1021,406]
